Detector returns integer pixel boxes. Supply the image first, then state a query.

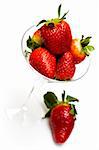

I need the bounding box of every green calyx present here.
[44,92,59,109]
[80,35,95,56]
[37,4,69,27]
[43,91,79,119]
[26,36,41,50]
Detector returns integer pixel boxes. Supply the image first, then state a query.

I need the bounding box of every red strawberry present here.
[43,91,79,144]
[37,4,72,55]
[70,36,95,64]
[29,47,56,79]
[56,51,75,80]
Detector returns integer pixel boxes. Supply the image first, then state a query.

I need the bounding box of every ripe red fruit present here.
[40,20,72,55]
[37,4,72,55]
[50,104,74,143]
[70,36,94,64]
[43,91,79,144]
[29,47,56,79]
[56,51,75,80]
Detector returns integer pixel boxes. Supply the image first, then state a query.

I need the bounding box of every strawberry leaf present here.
[80,36,92,47]
[66,95,79,103]
[82,45,95,56]
[70,104,77,116]
[81,35,84,40]
[61,10,69,20]
[44,92,58,109]
[36,20,47,27]
[58,4,62,18]
[27,36,33,49]
[86,45,95,51]
[80,36,95,56]
[43,109,51,118]
[33,41,41,49]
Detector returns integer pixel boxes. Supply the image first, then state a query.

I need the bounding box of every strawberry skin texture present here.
[56,51,75,80]
[40,21,72,55]
[29,47,56,79]
[70,39,86,64]
[50,104,74,144]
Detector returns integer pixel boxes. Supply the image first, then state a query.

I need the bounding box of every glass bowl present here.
[21,25,91,83]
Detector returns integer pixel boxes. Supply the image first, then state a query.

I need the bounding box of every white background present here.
[0,0,99,149]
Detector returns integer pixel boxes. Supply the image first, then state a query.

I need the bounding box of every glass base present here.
[4,79,80,126]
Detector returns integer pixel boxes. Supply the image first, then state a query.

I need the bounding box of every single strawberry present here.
[27,30,43,50]
[29,47,56,79]
[43,91,79,144]
[56,51,75,80]
[70,35,95,64]
[37,4,72,55]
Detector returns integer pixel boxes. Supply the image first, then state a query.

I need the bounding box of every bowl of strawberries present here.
[21,4,94,82]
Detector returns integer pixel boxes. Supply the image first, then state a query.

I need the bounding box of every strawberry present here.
[32,29,43,46]
[56,51,75,80]
[27,29,43,50]
[37,4,72,55]
[43,91,79,144]
[70,35,95,64]
[29,47,56,79]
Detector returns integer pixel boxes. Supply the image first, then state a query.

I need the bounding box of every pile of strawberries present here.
[26,4,94,81]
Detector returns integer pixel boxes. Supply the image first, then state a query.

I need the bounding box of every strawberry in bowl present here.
[56,51,76,80]
[38,8,72,55]
[70,35,94,64]
[29,47,56,79]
